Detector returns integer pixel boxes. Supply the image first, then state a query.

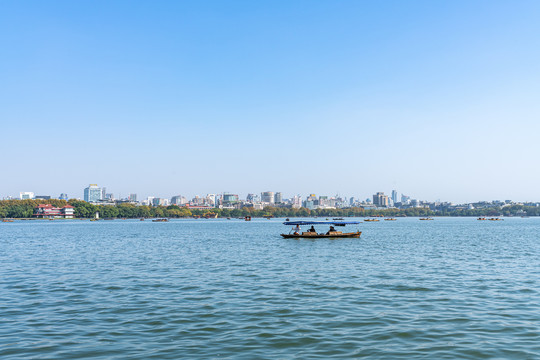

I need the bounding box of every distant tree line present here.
[1,199,540,219]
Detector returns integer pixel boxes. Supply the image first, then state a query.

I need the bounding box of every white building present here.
[84,184,102,203]
[261,191,275,204]
[20,192,35,200]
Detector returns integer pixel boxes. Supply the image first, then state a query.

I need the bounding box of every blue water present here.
[1,218,539,359]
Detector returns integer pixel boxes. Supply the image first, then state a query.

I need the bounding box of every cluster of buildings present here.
[10,186,540,212]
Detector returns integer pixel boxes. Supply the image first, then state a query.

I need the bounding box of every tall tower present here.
[391,190,398,204]
[84,184,102,203]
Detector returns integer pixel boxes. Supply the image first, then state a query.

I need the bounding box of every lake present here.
[1,218,539,359]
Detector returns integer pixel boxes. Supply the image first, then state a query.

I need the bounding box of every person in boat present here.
[309,226,316,233]
[292,224,301,235]
[326,226,336,235]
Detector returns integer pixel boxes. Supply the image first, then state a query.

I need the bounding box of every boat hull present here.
[281,231,361,239]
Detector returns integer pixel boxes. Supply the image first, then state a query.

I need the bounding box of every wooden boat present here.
[419,218,434,220]
[2,219,14,222]
[364,219,379,222]
[281,231,361,239]
[477,217,487,220]
[245,216,251,221]
[152,218,169,222]
[384,218,396,221]
[140,218,145,221]
[281,220,361,239]
[488,218,503,221]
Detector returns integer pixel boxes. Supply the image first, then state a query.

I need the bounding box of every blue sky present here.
[1,1,540,202]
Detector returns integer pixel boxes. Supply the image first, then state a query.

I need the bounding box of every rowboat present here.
[281,231,361,239]
[281,221,361,239]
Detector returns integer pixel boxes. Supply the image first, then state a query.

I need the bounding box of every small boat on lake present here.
[364,219,379,222]
[281,221,361,239]
[152,218,169,222]
[419,217,434,220]
[477,217,487,221]
[384,218,396,221]
[2,219,14,222]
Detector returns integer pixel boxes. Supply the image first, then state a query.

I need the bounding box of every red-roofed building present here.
[34,204,75,219]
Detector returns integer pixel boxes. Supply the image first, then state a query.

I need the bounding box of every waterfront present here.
[1,218,539,359]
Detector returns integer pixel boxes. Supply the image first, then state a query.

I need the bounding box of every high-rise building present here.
[102,187,107,200]
[59,193,69,200]
[391,190,398,204]
[261,191,275,203]
[84,184,102,203]
[223,193,239,204]
[292,195,302,208]
[206,194,216,206]
[401,194,410,204]
[128,194,137,202]
[20,192,35,200]
[152,198,169,206]
[171,195,187,205]
[274,192,282,204]
[373,192,389,207]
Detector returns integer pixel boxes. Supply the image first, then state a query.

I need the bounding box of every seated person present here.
[309,226,316,233]
[326,226,336,235]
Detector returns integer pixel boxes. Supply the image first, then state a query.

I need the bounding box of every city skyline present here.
[2,1,540,203]
[4,185,539,206]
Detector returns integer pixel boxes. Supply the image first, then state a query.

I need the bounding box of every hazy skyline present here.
[2,1,540,203]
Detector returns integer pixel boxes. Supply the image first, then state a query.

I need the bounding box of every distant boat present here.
[384,218,397,221]
[245,216,251,221]
[2,219,14,222]
[477,217,487,221]
[364,219,379,222]
[488,218,503,221]
[140,218,145,221]
[152,218,169,222]
[419,217,434,220]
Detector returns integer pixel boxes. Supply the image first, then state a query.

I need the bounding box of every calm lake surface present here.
[1,218,539,359]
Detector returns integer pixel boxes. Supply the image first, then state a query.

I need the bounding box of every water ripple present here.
[1,218,540,359]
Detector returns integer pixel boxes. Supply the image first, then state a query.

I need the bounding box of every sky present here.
[1,0,540,203]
